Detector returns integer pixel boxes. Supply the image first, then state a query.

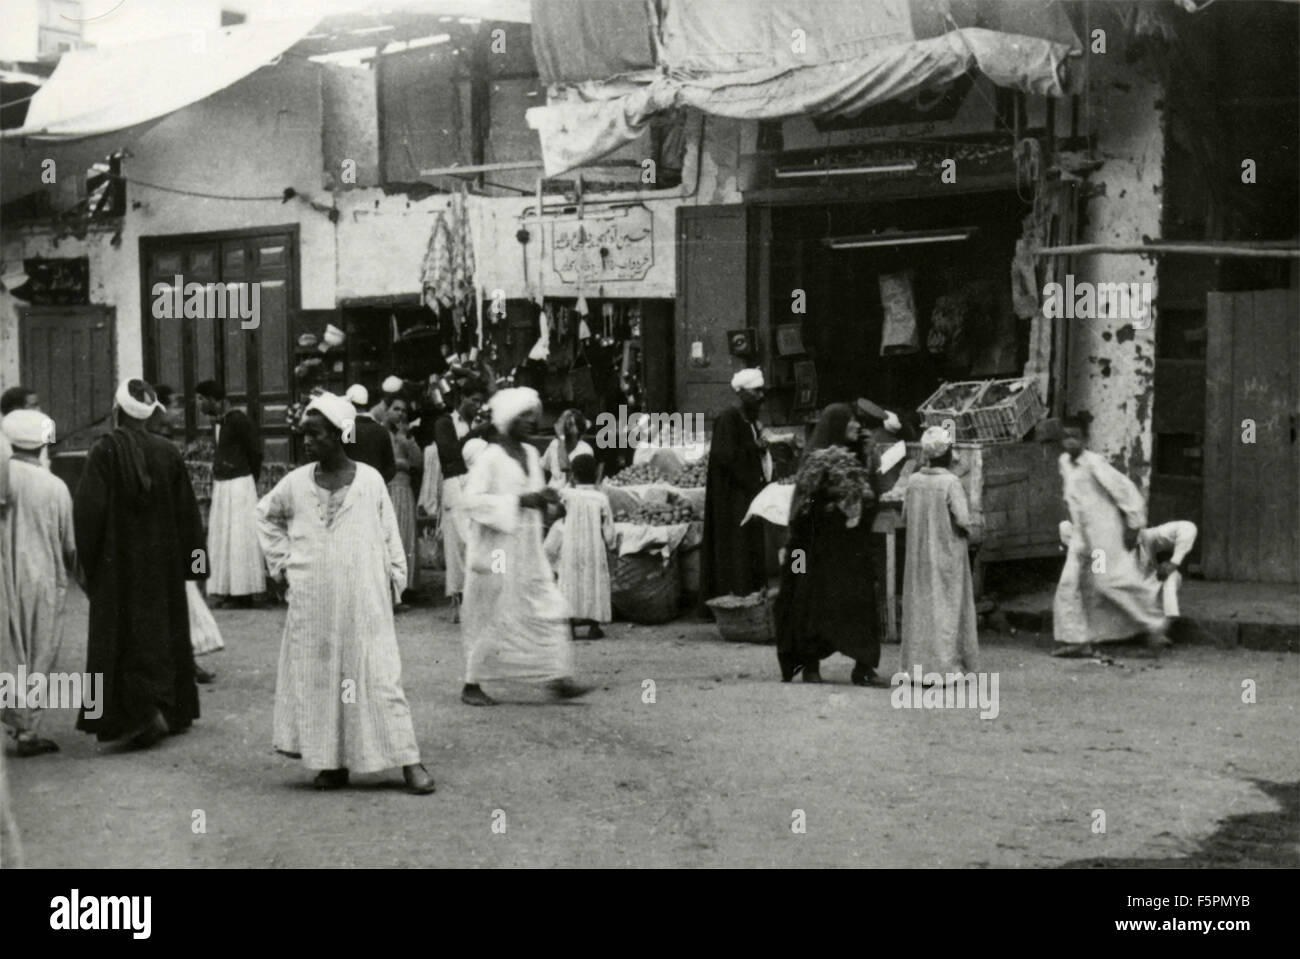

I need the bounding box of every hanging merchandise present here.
[421,211,455,312]
[528,307,551,362]
[578,315,593,341]
[878,270,919,356]
[575,294,589,316]
[602,301,615,343]
[451,189,476,314]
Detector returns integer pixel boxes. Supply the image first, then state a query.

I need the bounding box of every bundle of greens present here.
[789,447,876,528]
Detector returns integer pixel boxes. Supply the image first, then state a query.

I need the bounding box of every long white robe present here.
[208,474,266,596]
[1137,520,1197,618]
[0,435,20,864]
[461,443,574,683]
[1054,451,1166,645]
[1,458,77,735]
[552,486,616,622]
[256,463,421,773]
[900,468,979,676]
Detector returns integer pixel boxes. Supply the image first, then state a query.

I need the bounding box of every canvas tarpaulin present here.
[530,0,656,84]
[527,0,1081,176]
[2,18,319,140]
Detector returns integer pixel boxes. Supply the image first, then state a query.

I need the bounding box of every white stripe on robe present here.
[256,463,421,773]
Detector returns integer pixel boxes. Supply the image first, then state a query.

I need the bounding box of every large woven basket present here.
[707,590,777,644]
[611,551,681,624]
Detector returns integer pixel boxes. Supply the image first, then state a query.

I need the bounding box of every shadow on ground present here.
[1060,779,1300,868]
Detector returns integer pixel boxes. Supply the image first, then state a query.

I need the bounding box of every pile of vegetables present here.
[607,463,670,487]
[671,459,708,487]
[615,502,697,526]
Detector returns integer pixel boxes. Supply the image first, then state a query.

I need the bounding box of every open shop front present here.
[755,188,1064,625]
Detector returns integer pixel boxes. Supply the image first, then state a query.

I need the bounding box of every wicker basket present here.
[706,590,777,644]
[611,551,681,624]
[919,377,1044,444]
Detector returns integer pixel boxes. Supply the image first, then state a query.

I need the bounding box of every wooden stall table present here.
[872,501,904,644]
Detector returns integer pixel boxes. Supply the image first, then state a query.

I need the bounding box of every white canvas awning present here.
[2,18,320,141]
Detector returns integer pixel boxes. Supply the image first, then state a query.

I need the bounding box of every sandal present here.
[15,735,59,758]
[461,684,497,706]
[403,764,436,795]
[548,678,591,700]
[313,768,349,790]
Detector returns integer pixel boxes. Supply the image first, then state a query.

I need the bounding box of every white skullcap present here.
[730,368,764,392]
[304,392,356,433]
[489,387,541,433]
[114,379,164,421]
[344,383,369,407]
[381,375,403,395]
[462,437,488,468]
[920,425,953,460]
[1059,520,1074,547]
[2,409,54,450]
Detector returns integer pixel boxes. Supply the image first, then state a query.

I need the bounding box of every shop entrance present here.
[764,191,1030,427]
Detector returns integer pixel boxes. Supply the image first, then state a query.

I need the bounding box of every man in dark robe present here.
[343,384,396,484]
[74,379,207,747]
[701,368,771,601]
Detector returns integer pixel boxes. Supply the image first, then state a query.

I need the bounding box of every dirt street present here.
[6,592,1298,868]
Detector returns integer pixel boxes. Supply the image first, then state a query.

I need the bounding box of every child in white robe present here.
[553,455,616,638]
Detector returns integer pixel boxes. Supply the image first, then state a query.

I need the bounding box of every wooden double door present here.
[140,227,298,464]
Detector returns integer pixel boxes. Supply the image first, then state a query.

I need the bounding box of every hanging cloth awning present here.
[526,0,1082,176]
[2,17,319,141]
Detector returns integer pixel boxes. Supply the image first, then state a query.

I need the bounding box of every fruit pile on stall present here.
[614,497,701,526]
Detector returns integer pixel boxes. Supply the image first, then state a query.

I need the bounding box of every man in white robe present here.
[1,410,78,756]
[1052,416,1169,657]
[256,393,434,794]
[899,426,979,680]
[459,388,588,706]
[1059,518,1198,622]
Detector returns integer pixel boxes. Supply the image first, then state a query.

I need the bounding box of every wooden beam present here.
[1034,242,1299,259]
[419,160,543,177]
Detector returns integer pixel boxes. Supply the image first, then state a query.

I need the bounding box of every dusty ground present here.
[6,591,1298,868]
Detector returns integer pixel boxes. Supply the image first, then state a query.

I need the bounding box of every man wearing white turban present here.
[898,425,979,681]
[701,369,771,601]
[75,379,208,747]
[1,411,77,756]
[369,375,404,422]
[458,387,589,705]
[255,397,435,793]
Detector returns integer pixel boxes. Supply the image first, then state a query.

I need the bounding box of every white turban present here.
[462,437,488,468]
[381,375,403,395]
[304,392,356,433]
[2,409,54,450]
[489,387,541,433]
[344,383,369,408]
[114,379,163,421]
[730,368,764,392]
[920,425,953,460]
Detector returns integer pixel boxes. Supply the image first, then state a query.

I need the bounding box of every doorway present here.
[139,226,299,463]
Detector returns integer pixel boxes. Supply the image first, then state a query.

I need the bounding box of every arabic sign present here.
[549,208,654,284]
